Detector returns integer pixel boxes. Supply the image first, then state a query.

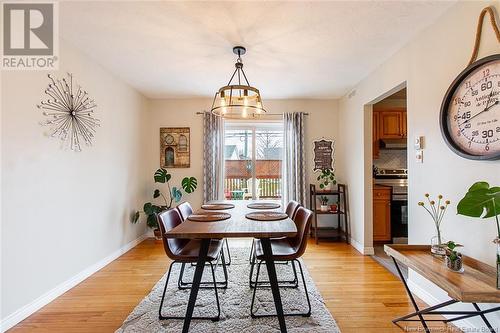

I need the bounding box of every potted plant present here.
[330,203,338,212]
[418,194,451,256]
[132,168,198,240]
[319,196,329,212]
[457,181,500,287]
[442,241,464,272]
[317,168,336,190]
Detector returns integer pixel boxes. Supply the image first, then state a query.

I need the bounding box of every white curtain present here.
[203,112,224,202]
[282,112,306,205]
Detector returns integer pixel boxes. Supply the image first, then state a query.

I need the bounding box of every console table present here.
[385,244,500,333]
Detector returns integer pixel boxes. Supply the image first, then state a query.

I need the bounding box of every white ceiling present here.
[60,1,455,99]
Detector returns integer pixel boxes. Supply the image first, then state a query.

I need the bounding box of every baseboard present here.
[0,233,148,332]
[407,278,476,331]
[350,237,375,255]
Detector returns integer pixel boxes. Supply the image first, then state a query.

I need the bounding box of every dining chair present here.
[177,201,232,266]
[248,200,302,262]
[249,206,313,318]
[157,209,227,321]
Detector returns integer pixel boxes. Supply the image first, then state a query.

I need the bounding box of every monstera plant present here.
[457,181,500,287]
[132,168,197,238]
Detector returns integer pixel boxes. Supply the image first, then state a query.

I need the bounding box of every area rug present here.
[116,247,340,332]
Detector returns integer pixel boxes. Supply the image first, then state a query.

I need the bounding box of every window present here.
[224,122,283,200]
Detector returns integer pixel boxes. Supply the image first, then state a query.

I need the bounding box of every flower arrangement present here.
[418,193,450,255]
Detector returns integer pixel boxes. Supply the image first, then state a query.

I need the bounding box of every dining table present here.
[164,200,297,333]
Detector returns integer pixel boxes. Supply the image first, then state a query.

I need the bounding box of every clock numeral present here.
[464,101,471,107]
[481,81,493,91]
[482,129,494,138]
[472,89,478,96]
[460,111,471,120]
[454,97,462,105]
[465,81,471,89]
[465,123,471,129]
[496,126,500,133]
[483,68,490,77]
[485,145,490,151]
[472,130,479,137]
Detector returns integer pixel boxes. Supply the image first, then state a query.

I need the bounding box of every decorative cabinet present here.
[373,186,391,242]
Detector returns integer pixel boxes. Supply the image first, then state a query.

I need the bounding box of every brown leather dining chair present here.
[157,209,227,321]
[177,201,232,266]
[249,206,313,318]
[248,200,301,263]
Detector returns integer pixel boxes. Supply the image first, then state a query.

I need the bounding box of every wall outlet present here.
[415,149,423,163]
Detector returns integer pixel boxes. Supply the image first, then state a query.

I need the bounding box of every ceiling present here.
[60,1,455,99]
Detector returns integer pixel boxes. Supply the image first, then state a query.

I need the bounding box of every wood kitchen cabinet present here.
[379,110,406,139]
[373,186,391,242]
[373,111,380,159]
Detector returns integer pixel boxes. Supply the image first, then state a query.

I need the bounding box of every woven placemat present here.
[247,202,281,210]
[201,203,235,210]
[187,212,231,222]
[245,211,288,221]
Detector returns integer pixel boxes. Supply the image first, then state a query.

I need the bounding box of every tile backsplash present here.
[374,150,407,169]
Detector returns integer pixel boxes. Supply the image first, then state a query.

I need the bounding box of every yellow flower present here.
[440,206,445,210]
[425,193,430,197]
[438,195,443,199]
[445,200,450,204]
[418,202,424,206]
[430,201,435,205]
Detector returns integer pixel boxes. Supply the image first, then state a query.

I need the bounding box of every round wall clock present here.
[440,54,500,160]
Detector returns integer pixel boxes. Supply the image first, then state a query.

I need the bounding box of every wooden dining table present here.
[165,200,297,333]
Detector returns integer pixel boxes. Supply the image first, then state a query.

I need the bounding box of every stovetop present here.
[373,167,408,179]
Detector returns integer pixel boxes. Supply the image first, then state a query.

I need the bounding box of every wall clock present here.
[440,54,500,160]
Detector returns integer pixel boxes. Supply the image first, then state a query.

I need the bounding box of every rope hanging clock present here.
[38,73,99,151]
[440,7,500,160]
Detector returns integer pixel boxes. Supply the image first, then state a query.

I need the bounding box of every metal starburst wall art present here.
[38,73,99,151]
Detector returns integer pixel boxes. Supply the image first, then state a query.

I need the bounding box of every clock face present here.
[441,54,500,160]
[165,134,174,145]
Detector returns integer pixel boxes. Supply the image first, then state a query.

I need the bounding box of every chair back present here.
[288,207,313,258]
[285,200,301,219]
[176,202,193,221]
[157,209,188,259]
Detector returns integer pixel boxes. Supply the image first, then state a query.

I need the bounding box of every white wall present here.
[147,98,340,219]
[338,0,500,329]
[1,39,150,329]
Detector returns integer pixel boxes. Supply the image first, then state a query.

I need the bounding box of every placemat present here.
[245,212,288,221]
[201,203,235,210]
[187,212,231,222]
[247,202,281,210]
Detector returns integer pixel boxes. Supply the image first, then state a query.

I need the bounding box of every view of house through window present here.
[224,122,283,200]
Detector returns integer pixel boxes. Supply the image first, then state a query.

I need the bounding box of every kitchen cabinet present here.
[373,111,380,159]
[379,110,406,139]
[373,186,391,242]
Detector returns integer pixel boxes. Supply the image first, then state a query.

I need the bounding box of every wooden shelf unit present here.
[309,183,349,244]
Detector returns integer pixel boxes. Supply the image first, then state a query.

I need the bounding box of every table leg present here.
[391,257,430,333]
[260,238,287,333]
[472,303,495,332]
[182,238,211,333]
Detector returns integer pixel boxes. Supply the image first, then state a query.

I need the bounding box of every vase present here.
[431,235,445,256]
[320,205,329,212]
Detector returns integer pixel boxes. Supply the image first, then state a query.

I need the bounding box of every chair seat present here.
[173,239,223,262]
[254,238,298,261]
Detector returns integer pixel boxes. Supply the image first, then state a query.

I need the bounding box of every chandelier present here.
[210,46,266,118]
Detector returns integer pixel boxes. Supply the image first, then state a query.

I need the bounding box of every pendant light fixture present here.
[210,46,266,118]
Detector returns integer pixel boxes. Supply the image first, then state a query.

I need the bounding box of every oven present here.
[374,169,408,241]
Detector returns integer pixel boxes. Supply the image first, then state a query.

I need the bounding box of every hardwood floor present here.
[8,239,459,333]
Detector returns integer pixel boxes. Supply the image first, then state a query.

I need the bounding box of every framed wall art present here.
[160,127,190,168]
[312,138,335,171]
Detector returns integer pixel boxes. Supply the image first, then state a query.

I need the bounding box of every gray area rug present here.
[116,247,340,332]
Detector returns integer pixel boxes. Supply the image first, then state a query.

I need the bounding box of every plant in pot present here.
[457,181,500,287]
[319,196,329,212]
[317,168,336,190]
[441,241,464,272]
[132,168,198,240]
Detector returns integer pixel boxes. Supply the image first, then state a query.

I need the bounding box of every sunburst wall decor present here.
[38,73,99,151]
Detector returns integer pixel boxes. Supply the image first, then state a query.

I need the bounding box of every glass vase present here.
[431,235,445,257]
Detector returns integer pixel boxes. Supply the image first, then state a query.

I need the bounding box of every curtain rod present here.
[195,112,309,116]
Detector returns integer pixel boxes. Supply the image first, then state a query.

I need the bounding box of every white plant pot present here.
[320,205,329,212]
